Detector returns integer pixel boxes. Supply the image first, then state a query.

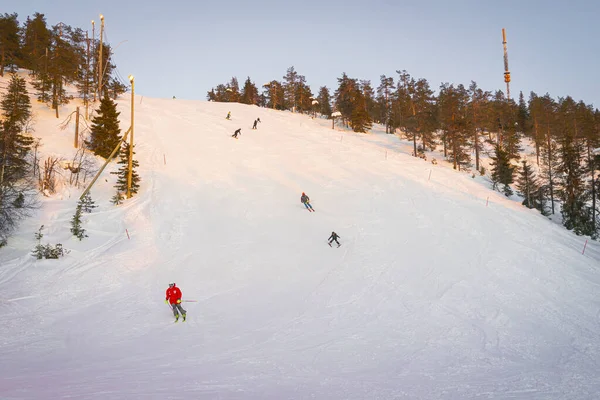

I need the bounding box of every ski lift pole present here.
[79,127,131,201]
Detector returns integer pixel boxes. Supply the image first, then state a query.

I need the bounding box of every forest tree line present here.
[209,66,600,238]
[0,12,129,246]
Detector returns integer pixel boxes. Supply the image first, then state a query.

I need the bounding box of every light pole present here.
[126,75,134,198]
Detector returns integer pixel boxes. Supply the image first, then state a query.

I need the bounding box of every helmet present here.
[168,282,175,288]
[302,192,305,195]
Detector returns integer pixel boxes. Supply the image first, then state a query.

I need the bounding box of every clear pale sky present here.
[5,0,600,106]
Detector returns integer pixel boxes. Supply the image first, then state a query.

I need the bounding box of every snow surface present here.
[1,75,600,399]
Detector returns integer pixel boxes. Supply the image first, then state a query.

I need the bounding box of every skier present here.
[232,128,242,139]
[165,282,187,322]
[300,192,314,212]
[226,111,231,120]
[328,231,341,247]
[252,118,261,129]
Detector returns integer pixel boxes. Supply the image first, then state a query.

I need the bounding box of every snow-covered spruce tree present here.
[489,143,515,196]
[85,95,122,159]
[70,204,87,240]
[80,192,97,213]
[110,142,140,197]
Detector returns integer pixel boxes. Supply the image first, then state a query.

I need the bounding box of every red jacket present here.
[166,286,182,304]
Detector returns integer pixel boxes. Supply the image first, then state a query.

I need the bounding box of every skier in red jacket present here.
[165,282,186,322]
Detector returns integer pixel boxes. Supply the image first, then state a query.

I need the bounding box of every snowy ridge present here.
[1,75,600,399]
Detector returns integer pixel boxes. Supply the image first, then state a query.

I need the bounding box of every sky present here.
[5,0,600,106]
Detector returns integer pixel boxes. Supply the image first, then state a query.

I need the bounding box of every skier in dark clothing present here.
[165,282,187,322]
[232,128,241,139]
[300,192,314,211]
[252,118,261,129]
[328,232,341,247]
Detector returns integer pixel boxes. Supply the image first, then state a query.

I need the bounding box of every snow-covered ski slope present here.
[1,86,600,399]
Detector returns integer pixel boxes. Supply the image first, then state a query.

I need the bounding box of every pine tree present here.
[262,80,284,110]
[21,13,52,72]
[467,81,490,171]
[316,86,332,118]
[70,204,87,240]
[283,66,299,111]
[517,91,529,134]
[490,143,515,196]
[1,74,32,129]
[556,97,594,235]
[80,192,97,213]
[516,160,543,210]
[0,13,21,77]
[85,95,122,159]
[438,83,471,170]
[111,142,140,196]
[376,75,395,132]
[240,77,259,105]
[0,74,34,185]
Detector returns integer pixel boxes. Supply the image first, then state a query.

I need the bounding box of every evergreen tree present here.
[21,13,51,72]
[1,74,32,130]
[467,81,490,171]
[376,75,395,132]
[556,97,594,235]
[0,74,33,184]
[360,80,376,122]
[350,91,372,133]
[438,83,470,170]
[283,66,299,111]
[262,80,284,110]
[0,13,21,77]
[537,94,559,214]
[111,142,140,196]
[227,77,241,102]
[316,86,332,117]
[517,91,530,135]
[516,160,543,211]
[85,95,122,159]
[70,203,87,240]
[240,77,259,105]
[490,143,515,196]
[80,192,97,213]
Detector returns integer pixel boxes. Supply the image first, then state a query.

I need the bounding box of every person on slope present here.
[226,111,231,120]
[252,118,261,129]
[232,128,242,139]
[165,282,187,322]
[300,192,314,212]
[328,231,341,247]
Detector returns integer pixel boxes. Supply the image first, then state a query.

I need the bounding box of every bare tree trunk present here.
[546,125,555,214]
[0,48,5,77]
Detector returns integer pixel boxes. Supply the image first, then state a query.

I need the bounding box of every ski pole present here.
[182,300,197,303]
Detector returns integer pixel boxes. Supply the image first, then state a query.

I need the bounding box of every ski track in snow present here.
[1,75,600,399]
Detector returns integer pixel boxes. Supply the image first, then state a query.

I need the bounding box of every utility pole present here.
[98,14,104,99]
[91,20,95,102]
[502,28,511,100]
[75,107,80,148]
[85,30,90,119]
[126,75,135,198]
